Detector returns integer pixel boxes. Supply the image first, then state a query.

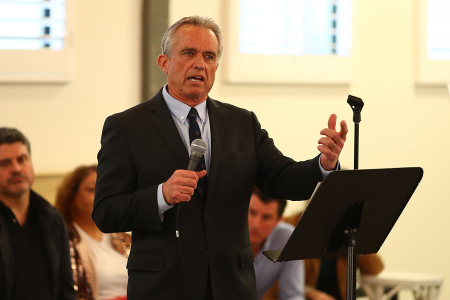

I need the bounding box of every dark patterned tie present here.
[188,107,208,196]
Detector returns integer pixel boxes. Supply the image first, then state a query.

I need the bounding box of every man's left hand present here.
[318,114,348,171]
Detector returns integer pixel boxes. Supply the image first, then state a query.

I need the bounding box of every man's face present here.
[0,142,34,199]
[248,194,281,248]
[158,25,219,106]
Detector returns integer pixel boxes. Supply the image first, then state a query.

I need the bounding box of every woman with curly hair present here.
[55,165,130,300]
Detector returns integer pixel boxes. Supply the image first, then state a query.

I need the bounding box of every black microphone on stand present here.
[347,95,364,170]
[347,94,364,300]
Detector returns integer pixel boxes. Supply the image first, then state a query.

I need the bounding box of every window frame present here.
[416,0,450,85]
[223,0,353,85]
[0,0,74,83]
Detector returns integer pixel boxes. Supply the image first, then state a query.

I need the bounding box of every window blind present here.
[427,0,450,60]
[0,0,66,50]
[239,0,352,57]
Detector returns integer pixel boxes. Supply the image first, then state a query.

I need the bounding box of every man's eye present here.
[185,51,193,56]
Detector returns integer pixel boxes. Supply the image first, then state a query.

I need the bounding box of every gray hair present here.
[161,16,223,60]
[0,127,31,154]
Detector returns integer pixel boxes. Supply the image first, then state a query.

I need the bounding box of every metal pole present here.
[353,121,359,300]
[347,245,354,300]
[345,228,357,300]
[347,95,364,300]
[354,122,359,170]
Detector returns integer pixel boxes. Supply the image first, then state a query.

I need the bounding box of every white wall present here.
[1,0,449,299]
[0,1,142,173]
[169,1,450,299]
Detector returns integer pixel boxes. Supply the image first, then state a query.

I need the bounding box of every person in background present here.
[250,186,305,300]
[0,127,75,300]
[263,211,384,300]
[55,165,131,300]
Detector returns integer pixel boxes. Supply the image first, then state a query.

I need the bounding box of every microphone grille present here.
[190,139,207,156]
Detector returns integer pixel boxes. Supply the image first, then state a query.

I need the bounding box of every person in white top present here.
[55,165,131,300]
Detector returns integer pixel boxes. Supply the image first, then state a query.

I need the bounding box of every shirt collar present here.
[0,199,8,213]
[262,231,274,252]
[256,229,276,258]
[162,84,207,124]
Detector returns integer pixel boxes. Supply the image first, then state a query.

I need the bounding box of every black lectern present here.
[263,167,423,300]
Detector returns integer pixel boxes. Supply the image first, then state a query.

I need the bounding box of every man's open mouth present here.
[188,76,204,82]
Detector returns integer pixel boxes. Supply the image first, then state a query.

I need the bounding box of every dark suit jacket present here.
[93,89,324,300]
[0,190,76,300]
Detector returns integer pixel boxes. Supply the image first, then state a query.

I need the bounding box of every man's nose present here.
[249,215,261,228]
[193,54,205,70]
[11,160,22,172]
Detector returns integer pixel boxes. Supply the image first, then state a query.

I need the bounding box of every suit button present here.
[204,213,210,220]
[202,251,208,258]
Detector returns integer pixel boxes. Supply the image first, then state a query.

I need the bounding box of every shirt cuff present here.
[157,183,173,215]
[318,154,340,178]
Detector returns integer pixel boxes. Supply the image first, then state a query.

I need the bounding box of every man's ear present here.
[157,54,169,74]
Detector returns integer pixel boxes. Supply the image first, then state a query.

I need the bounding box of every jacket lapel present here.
[147,92,226,203]
[206,98,225,204]
[0,215,14,298]
[33,192,58,298]
[147,91,190,169]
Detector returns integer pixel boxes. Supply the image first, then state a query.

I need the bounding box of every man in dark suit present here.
[93,16,348,300]
[0,128,75,300]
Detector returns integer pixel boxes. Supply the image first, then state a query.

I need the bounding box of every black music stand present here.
[263,167,423,300]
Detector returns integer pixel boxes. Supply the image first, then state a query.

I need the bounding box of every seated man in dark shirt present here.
[0,127,75,300]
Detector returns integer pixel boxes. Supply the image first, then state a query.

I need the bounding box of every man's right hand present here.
[306,289,336,300]
[162,169,207,205]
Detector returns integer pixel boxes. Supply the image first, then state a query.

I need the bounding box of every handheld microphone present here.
[187,139,207,171]
[176,139,207,238]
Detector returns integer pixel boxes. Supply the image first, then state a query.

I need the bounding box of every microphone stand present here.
[348,95,364,170]
[346,95,364,300]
